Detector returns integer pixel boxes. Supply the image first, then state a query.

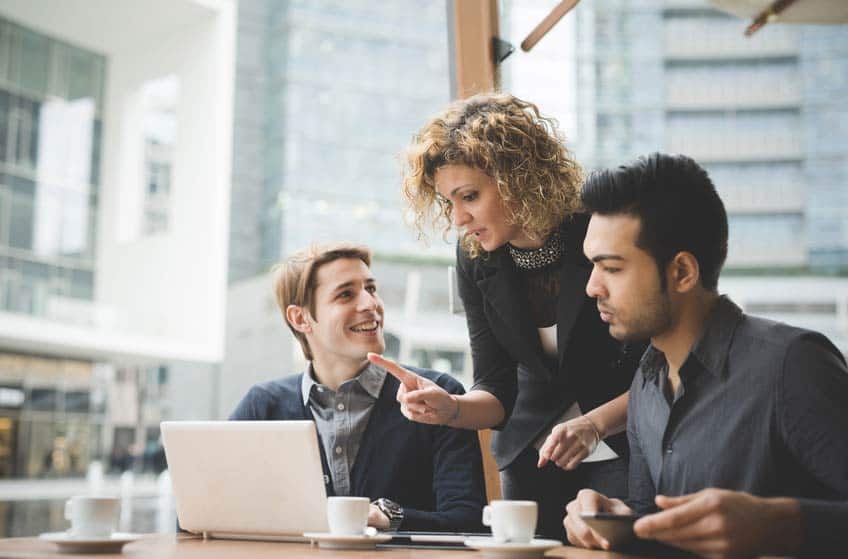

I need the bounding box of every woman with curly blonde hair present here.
[369,93,644,540]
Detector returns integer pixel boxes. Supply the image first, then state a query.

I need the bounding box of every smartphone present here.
[579,512,641,547]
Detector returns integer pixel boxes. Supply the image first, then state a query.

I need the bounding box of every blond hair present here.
[273,242,372,360]
[402,92,583,258]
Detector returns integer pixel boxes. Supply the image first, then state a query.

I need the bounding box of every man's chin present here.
[609,324,635,342]
[358,337,385,356]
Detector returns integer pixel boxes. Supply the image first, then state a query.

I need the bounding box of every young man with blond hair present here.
[230,242,486,532]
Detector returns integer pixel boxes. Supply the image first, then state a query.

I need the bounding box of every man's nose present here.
[586,268,605,299]
[358,292,378,310]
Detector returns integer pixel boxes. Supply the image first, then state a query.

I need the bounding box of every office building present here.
[0,1,235,481]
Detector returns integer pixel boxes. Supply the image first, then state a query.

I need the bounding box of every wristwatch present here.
[372,498,404,532]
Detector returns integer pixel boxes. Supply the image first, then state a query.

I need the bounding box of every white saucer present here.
[303,532,392,550]
[39,532,143,553]
[464,536,562,559]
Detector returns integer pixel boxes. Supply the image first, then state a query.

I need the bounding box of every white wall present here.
[97,4,235,361]
[0,0,235,364]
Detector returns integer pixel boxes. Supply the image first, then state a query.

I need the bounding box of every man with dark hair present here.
[230,242,486,532]
[564,153,848,558]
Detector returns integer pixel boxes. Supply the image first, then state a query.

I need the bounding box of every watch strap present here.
[373,498,403,532]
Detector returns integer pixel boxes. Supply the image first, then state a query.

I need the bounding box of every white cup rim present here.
[68,496,119,501]
[327,496,369,502]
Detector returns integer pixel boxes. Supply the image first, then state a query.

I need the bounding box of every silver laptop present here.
[161,420,329,540]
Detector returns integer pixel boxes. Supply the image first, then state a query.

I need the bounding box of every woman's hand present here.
[367,353,460,425]
[537,415,601,470]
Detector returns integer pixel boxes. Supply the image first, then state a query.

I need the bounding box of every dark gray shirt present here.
[627,296,848,557]
[301,363,386,496]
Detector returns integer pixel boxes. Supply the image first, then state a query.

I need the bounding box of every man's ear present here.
[668,251,700,294]
[285,305,312,334]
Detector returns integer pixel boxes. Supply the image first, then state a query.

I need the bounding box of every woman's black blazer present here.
[456,213,644,470]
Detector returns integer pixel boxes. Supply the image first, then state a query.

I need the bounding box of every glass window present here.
[0,91,8,162]
[69,268,93,299]
[64,391,90,413]
[0,17,102,320]
[28,388,57,412]
[66,45,96,102]
[139,75,179,237]
[18,28,49,95]
[0,21,12,84]
[9,186,34,250]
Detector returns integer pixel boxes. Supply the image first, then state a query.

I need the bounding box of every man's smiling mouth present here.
[350,320,379,332]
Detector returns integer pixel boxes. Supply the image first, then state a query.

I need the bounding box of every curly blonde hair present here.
[402,92,583,258]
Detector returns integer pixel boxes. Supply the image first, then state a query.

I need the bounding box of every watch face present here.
[379,498,402,518]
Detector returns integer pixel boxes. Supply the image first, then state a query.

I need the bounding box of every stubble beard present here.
[610,290,672,342]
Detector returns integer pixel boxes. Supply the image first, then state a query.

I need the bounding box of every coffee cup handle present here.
[482,505,492,527]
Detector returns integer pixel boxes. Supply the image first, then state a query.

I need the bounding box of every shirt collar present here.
[690,295,743,379]
[300,362,387,405]
[640,295,743,386]
[357,362,387,399]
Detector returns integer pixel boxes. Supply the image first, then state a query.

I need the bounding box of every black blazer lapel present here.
[476,250,549,377]
[557,216,591,370]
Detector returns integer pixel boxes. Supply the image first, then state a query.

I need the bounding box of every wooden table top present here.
[0,533,701,559]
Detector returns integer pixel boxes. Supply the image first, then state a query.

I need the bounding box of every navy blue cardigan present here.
[230,366,486,532]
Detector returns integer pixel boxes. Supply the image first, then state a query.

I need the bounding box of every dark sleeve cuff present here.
[796,498,848,558]
[468,382,514,430]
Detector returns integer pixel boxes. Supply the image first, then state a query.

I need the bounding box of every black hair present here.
[581,153,728,291]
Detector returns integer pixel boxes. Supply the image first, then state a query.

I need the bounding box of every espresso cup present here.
[326,496,369,536]
[64,496,120,538]
[482,500,538,543]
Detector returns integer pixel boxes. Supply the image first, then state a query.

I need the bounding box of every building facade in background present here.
[0,0,235,495]
[224,0,471,397]
[0,16,105,480]
[503,0,848,350]
[570,0,848,272]
[229,0,455,284]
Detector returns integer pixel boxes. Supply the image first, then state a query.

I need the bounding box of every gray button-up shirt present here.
[627,296,848,557]
[301,363,386,496]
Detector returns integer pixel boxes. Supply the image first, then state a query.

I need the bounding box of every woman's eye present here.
[365,285,377,294]
[462,192,478,202]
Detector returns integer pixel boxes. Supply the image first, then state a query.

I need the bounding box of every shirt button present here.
[323,475,330,484]
[335,446,342,455]
[665,447,673,454]
[317,387,324,393]
[337,403,345,411]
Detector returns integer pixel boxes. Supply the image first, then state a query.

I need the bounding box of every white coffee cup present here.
[64,496,120,538]
[326,496,369,536]
[482,500,538,543]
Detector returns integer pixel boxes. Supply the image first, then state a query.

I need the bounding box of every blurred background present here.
[0,0,846,537]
